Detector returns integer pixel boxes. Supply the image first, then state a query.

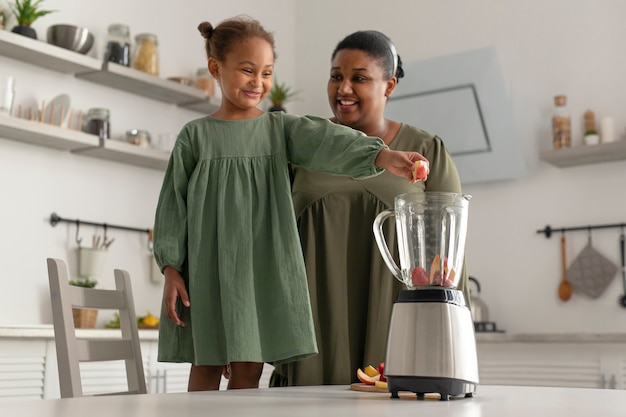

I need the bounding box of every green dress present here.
[270,124,464,386]
[153,112,386,366]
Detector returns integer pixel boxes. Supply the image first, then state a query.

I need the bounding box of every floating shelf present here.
[76,62,210,106]
[0,30,218,113]
[0,114,169,170]
[0,29,99,73]
[73,137,170,170]
[0,114,98,151]
[539,140,626,167]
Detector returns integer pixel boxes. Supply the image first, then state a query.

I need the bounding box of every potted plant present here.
[69,278,98,288]
[268,79,298,112]
[69,278,98,328]
[0,7,7,30]
[8,0,56,39]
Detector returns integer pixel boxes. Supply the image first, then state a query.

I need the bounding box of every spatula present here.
[558,235,573,301]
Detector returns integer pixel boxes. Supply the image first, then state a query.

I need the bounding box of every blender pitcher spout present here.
[373,209,404,283]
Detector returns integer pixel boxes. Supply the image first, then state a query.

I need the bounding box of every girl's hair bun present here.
[198,21,214,39]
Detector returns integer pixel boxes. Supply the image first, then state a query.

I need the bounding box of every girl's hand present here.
[163,266,190,327]
[375,148,429,182]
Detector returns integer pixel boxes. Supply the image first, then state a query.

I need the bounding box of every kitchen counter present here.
[2,325,625,343]
[2,384,625,416]
[475,331,626,343]
[0,325,159,340]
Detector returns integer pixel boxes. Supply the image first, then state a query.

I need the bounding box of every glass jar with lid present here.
[194,67,215,96]
[133,33,159,76]
[83,108,110,140]
[125,129,151,147]
[105,24,131,67]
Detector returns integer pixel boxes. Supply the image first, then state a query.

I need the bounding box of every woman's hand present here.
[163,266,190,327]
[374,148,429,182]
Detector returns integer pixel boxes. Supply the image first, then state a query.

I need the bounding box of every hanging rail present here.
[537,222,626,238]
[49,212,151,235]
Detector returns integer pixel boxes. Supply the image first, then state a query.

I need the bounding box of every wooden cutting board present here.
[350,383,440,400]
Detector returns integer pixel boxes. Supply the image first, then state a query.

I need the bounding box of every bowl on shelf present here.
[46,24,94,55]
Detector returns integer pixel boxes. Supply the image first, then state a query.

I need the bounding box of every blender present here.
[373,192,478,400]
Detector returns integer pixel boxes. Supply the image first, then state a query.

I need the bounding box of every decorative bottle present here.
[552,95,571,149]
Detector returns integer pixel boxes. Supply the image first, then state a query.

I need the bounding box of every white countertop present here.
[474,331,626,343]
[0,325,159,340]
[2,325,625,343]
[1,384,625,416]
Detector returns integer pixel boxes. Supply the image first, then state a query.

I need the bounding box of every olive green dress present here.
[153,112,386,366]
[270,124,464,386]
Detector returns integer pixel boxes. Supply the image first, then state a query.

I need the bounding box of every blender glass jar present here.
[373,192,470,289]
[133,33,159,76]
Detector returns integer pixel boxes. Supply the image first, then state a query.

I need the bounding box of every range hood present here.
[385,47,526,184]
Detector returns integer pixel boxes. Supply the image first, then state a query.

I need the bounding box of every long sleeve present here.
[284,114,386,179]
[153,128,197,272]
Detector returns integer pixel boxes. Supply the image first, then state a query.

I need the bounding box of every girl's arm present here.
[374,147,428,183]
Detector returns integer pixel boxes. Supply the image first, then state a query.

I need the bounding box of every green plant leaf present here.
[269,79,298,106]
[69,278,98,288]
[9,0,55,26]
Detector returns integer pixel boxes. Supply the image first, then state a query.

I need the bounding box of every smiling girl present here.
[153,16,427,391]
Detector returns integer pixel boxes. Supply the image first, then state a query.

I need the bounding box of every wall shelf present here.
[0,114,99,151]
[0,29,99,73]
[0,30,221,170]
[0,114,169,170]
[0,30,218,113]
[73,137,170,170]
[76,62,217,108]
[539,140,626,167]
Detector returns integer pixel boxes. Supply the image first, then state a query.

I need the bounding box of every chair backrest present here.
[47,258,147,398]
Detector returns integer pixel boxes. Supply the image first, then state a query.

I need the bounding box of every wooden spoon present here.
[559,235,573,301]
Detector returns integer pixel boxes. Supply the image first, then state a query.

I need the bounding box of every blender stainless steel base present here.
[385,288,479,401]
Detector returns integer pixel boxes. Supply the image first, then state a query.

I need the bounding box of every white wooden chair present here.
[47,258,147,398]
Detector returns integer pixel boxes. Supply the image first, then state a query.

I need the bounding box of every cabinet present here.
[0,30,219,170]
[539,140,626,167]
[0,328,275,401]
[476,334,626,389]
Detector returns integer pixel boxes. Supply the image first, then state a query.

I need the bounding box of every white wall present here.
[293,0,626,334]
[3,0,626,336]
[0,0,296,326]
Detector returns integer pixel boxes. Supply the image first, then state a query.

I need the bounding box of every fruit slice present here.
[412,160,429,181]
[377,362,386,382]
[363,365,379,378]
[374,380,388,390]
[411,266,429,286]
[357,368,381,385]
[429,254,440,283]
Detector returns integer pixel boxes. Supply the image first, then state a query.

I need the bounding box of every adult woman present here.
[270,30,465,386]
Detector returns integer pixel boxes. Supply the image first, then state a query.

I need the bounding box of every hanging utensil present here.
[558,234,573,301]
[619,231,626,307]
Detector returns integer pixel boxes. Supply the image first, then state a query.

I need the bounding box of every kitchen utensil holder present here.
[150,254,164,284]
[78,247,107,279]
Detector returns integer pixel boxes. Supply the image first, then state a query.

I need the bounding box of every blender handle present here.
[373,209,403,283]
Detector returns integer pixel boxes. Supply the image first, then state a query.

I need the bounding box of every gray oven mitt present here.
[567,241,618,299]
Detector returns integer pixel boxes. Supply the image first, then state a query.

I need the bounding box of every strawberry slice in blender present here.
[411,266,429,286]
